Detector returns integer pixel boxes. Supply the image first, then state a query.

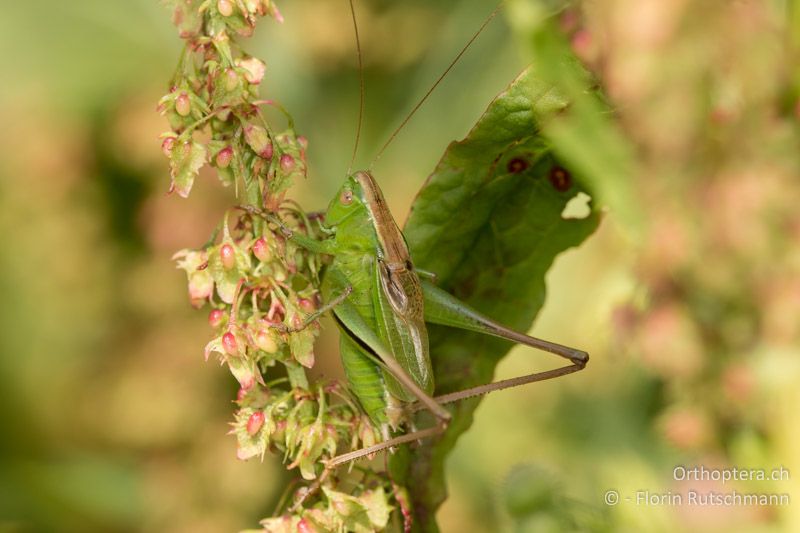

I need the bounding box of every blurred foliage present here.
[0,0,799,532]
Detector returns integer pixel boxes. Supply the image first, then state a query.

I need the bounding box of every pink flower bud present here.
[571,29,593,61]
[298,298,315,313]
[252,237,270,262]
[247,411,265,435]
[236,387,248,402]
[217,0,234,17]
[161,136,176,157]
[292,314,303,329]
[279,154,295,172]
[297,136,308,150]
[238,374,255,391]
[208,309,225,328]
[216,146,233,168]
[243,125,273,159]
[222,331,238,354]
[262,141,274,160]
[220,243,236,270]
[175,92,191,116]
[298,518,321,533]
[255,329,277,353]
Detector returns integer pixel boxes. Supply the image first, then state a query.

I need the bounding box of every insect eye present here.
[340,190,354,205]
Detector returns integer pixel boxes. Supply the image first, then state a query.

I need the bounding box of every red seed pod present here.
[292,314,303,329]
[247,411,265,435]
[220,243,236,270]
[222,331,238,354]
[236,387,248,402]
[252,237,270,262]
[217,0,234,17]
[175,92,191,116]
[243,125,273,159]
[279,153,295,172]
[298,298,315,314]
[208,308,225,328]
[261,141,274,161]
[297,518,321,533]
[161,136,176,157]
[238,373,255,391]
[216,146,233,168]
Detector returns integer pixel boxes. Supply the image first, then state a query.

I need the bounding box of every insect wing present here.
[373,260,434,402]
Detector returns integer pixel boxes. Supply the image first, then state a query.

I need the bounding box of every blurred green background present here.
[1,0,799,531]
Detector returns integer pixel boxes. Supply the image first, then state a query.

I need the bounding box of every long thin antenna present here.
[347,0,365,176]
[369,1,504,169]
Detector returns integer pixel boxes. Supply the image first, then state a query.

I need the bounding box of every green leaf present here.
[288,325,316,368]
[395,67,601,530]
[169,140,206,198]
[232,407,268,461]
[168,0,203,39]
[322,487,376,532]
[359,487,392,530]
[517,10,640,231]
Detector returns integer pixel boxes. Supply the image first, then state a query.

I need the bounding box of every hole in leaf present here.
[561,192,592,219]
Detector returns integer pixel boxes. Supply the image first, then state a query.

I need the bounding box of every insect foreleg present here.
[269,286,353,333]
[284,229,338,256]
[239,204,339,255]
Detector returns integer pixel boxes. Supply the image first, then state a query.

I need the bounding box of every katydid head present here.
[325,172,370,226]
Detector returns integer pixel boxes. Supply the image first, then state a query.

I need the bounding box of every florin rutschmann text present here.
[602,465,791,508]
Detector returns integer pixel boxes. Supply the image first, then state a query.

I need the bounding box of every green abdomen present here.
[339,332,389,425]
[324,254,390,424]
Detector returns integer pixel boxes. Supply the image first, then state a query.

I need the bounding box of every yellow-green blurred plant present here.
[573,0,800,453]
[159,1,394,530]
